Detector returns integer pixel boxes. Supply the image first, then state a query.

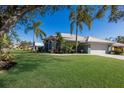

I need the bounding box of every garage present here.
[90,43,108,54]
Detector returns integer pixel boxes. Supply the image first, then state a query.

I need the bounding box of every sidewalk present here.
[94,54,124,60]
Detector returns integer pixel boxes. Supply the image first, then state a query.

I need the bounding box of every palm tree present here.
[25,21,46,51]
[56,32,63,53]
[0,33,11,48]
[69,6,92,53]
[0,33,11,61]
[32,21,46,51]
[69,5,109,53]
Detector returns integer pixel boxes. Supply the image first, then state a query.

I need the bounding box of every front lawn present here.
[0,50,124,88]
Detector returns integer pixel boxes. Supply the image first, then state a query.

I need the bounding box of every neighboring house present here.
[44,33,124,54]
[35,42,44,52]
[111,43,124,53]
[13,43,20,48]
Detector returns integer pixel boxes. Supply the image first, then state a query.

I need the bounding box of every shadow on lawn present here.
[0,78,17,88]
[9,62,40,74]
[0,79,5,87]
[10,52,62,75]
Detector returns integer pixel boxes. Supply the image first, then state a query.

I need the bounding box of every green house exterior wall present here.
[45,40,92,54]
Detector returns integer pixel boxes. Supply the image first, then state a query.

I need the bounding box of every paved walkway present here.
[48,53,89,56]
[47,53,124,60]
[94,54,124,60]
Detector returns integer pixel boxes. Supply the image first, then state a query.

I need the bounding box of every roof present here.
[61,33,112,44]
[45,33,124,46]
[46,33,114,44]
[61,33,86,42]
[85,36,112,43]
[112,43,124,47]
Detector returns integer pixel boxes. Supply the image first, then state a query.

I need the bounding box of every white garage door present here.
[90,43,108,54]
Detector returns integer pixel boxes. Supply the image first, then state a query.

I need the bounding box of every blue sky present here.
[16,7,124,43]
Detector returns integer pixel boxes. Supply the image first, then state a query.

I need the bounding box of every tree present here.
[0,33,11,50]
[70,6,92,53]
[0,6,66,36]
[109,6,124,23]
[33,21,46,51]
[56,32,63,53]
[105,37,116,42]
[69,5,124,53]
[0,6,66,64]
[115,36,124,43]
[0,5,124,37]
[93,5,124,22]
[26,21,46,51]
[0,5,124,53]
[0,33,12,62]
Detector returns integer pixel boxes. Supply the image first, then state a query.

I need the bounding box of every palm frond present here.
[77,6,82,15]
[78,21,83,32]
[109,5,119,22]
[95,5,108,19]
[56,32,63,42]
[33,21,42,28]
[2,33,10,45]
[70,20,75,34]
[82,11,92,30]
[69,10,75,21]
[69,9,77,35]
[35,28,46,39]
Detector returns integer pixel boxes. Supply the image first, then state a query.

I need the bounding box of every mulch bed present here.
[0,61,17,71]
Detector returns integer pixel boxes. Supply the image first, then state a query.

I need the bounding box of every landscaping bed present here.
[0,49,17,71]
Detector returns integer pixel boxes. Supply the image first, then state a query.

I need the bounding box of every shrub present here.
[61,42,75,53]
[112,47,123,55]
[0,49,16,70]
[1,52,14,62]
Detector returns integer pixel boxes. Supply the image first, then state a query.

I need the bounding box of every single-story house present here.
[43,33,124,54]
[13,43,20,48]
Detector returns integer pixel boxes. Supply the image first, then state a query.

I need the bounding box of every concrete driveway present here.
[94,54,124,60]
[46,53,124,60]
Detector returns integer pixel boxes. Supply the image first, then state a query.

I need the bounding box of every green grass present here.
[0,50,124,88]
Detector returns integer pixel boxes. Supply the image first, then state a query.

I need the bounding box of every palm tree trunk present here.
[75,24,78,53]
[33,31,35,52]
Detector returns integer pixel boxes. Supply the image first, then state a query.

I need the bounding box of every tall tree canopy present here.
[0,5,124,37]
[115,36,124,43]
[69,5,124,52]
[0,5,66,36]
